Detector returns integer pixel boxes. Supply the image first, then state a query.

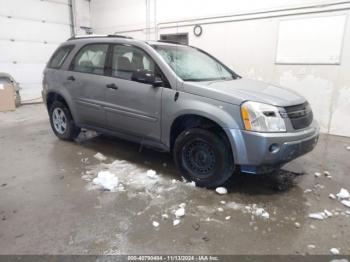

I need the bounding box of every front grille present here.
[284,102,313,130]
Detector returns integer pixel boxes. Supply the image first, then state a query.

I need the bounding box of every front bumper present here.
[225,121,319,173]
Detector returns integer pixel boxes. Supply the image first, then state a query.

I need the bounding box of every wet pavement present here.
[0,104,349,255]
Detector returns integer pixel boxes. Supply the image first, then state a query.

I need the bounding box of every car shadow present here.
[74,130,304,196]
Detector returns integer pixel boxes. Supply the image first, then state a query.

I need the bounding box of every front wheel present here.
[173,128,235,188]
[49,101,80,140]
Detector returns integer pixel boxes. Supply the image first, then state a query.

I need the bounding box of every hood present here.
[182,78,306,107]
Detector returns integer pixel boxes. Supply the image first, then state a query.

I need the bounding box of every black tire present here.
[49,101,80,140]
[173,128,235,188]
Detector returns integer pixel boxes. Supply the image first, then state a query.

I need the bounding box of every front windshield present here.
[152,44,237,81]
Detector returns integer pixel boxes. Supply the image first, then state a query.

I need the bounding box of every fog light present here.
[269,143,280,153]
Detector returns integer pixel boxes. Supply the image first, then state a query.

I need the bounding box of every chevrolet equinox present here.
[42,35,319,187]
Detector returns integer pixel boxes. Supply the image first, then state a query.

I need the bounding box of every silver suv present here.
[42,35,319,187]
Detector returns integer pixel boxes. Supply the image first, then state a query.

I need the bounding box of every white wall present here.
[90,0,350,137]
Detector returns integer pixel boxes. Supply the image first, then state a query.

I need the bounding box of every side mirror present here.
[131,70,163,87]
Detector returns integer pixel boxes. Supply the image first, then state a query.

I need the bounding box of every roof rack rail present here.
[108,34,133,39]
[156,40,186,45]
[67,34,133,41]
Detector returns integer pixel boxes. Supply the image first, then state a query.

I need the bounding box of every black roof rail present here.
[108,34,133,39]
[156,40,186,45]
[67,34,133,41]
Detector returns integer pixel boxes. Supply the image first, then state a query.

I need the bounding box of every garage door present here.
[0,0,72,103]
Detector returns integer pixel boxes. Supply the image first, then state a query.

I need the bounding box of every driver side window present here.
[111,45,155,81]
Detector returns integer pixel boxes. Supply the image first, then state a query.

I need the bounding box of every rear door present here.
[103,44,164,141]
[65,43,109,128]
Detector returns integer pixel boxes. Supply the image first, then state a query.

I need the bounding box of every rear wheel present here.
[49,101,80,140]
[174,128,234,187]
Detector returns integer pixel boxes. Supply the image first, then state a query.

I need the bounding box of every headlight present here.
[241,101,286,132]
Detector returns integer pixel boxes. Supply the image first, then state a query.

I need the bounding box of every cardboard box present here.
[0,83,15,112]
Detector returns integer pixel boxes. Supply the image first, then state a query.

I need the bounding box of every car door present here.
[65,43,109,128]
[103,44,164,141]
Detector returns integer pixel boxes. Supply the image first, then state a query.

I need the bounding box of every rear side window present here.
[71,44,108,75]
[48,45,74,69]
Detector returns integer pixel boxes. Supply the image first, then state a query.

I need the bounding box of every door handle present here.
[106,83,118,90]
[67,76,75,81]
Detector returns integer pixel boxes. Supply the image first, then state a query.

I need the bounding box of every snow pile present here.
[94,152,107,161]
[152,221,159,228]
[215,187,228,195]
[308,210,333,220]
[173,219,180,226]
[92,171,120,191]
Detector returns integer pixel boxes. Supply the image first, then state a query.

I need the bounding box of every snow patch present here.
[146,169,158,179]
[330,248,340,255]
[173,219,180,226]
[253,208,270,220]
[341,200,350,208]
[329,193,336,200]
[336,188,350,200]
[175,207,185,218]
[308,210,333,220]
[94,152,107,161]
[92,171,119,191]
[152,221,159,228]
[215,187,228,195]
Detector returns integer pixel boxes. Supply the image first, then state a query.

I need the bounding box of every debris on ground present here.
[295,222,301,228]
[304,189,312,194]
[330,248,340,255]
[253,207,270,220]
[173,219,180,226]
[92,171,119,191]
[336,188,350,199]
[324,171,331,178]
[161,214,169,220]
[341,200,350,208]
[307,244,316,249]
[217,207,224,212]
[81,158,89,164]
[215,187,228,195]
[94,152,107,161]
[152,221,159,228]
[220,200,226,204]
[225,216,231,220]
[329,193,336,200]
[175,207,185,218]
[308,210,333,220]
[146,169,157,179]
[324,209,333,217]
[179,203,186,208]
[314,172,321,177]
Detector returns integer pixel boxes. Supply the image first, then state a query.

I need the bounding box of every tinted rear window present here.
[48,45,74,69]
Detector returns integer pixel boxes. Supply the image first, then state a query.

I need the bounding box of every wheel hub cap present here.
[52,108,67,134]
[183,140,216,176]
